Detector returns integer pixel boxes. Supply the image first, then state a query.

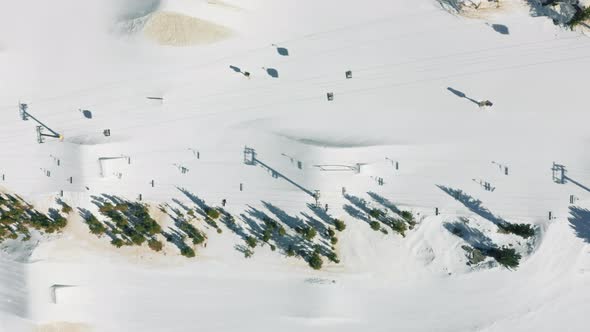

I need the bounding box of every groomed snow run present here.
[1,0,590,331]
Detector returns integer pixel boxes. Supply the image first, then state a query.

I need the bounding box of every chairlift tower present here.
[552,162,566,184]
[19,103,63,143]
[188,148,200,159]
[244,147,256,165]
[491,161,509,175]
[385,157,399,170]
[313,190,321,208]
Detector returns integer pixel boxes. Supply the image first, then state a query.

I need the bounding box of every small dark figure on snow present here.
[222,199,227,207]
[478,100,493,108]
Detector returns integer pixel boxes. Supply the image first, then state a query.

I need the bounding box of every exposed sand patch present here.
[459,0,516,19]
[37,204,203,268]
[440,0,517,19]
[34,322,92,332]
[143,11,232,46]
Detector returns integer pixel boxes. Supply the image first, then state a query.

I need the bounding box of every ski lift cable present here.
[1,180,570,221]
[2,171,576,205]
[64,184,565,218]
[25,32,586,125]
[0,11,584,117]
[0,8,447,109]
[84,52,590,137]
[3,30,588,137]
[66,187,561,221]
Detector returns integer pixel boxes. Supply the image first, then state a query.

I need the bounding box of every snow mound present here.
[279,133,389,148]
[207,0,242,11]
[143,11,233,46]
[116,0,161,20]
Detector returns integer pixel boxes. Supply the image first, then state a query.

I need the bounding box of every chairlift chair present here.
[36,126,45,144]
[19,103,29,121]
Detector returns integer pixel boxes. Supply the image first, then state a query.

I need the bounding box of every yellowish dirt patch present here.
[34,322,92,332]
[143,11,232,46]
[458,0,521,19]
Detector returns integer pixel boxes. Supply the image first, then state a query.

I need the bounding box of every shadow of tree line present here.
[0,193,68,244]
[443,219,522,269]
[342,192,414,236]
[338,189,523,269]
[437,185,535,239]
[436,186,534,269]
[177,188,342,268]
[79,193,208,257]
[236,201,340,267]
[568,206,590,243]
[78,188,344,268]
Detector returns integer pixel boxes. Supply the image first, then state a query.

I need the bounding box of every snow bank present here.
[115,0,161,20]
[0,255,32,332]
[143,11,233,46]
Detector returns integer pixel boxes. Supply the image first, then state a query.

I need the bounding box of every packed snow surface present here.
[1,0,590,331]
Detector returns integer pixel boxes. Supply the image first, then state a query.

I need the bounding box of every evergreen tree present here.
[370,221,381,231]
[334,219,346,231]
[308,252,323,270]
[246,236,257,248]
[148,239,163,252]
[111,238,124,248]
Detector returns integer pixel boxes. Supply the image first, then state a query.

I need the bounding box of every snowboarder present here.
[222,199,227,207]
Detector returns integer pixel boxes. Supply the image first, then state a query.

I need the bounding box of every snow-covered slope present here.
[1,0,590,331]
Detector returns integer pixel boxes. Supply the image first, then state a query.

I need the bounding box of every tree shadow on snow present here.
[568,206,590,243]
[343,203,370,225]
[306,203,335,226]
[443,220,494,250]
[437,185,508,227]
[243,205,319,256]
[368,191,401,214]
